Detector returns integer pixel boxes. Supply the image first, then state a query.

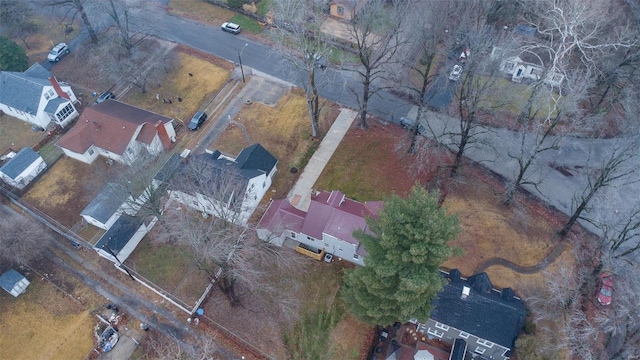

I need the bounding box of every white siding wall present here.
[61,146,99,164]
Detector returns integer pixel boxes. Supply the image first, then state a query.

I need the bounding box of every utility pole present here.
[102,242,136,281]
[238,43,248,83]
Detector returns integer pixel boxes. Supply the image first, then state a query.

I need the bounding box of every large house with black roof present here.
[155,144,278,225]
[0,63,79,129]
[417,270,526,360]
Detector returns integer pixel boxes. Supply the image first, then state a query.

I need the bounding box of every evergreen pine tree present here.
[342,186,461,325]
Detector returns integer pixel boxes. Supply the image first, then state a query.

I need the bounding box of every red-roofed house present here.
[56,100,175,165]
[257,190,382,266]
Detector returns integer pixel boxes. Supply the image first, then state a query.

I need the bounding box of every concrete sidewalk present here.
[287,108,358,211]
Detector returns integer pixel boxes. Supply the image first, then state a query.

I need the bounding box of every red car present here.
[597,273,614,306]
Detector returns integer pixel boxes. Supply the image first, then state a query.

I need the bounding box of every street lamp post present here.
[238,43,248,83]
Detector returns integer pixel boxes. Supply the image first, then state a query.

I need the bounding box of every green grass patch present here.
[38,142,63,166]
[257,0,272,16]
[230,14,264,34]
[126,241,194,290]
[284,300,345,360]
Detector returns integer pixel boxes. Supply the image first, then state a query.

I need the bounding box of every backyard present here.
[0,266,97,360]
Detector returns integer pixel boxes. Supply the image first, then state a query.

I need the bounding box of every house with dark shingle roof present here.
[0,147,46,189]
[93,214,155,263]
[257,190,382,266]
[0,269,30,297]
[56,100,175,165]
[417,270,526,360]
[155,144,278,225]
[0,63,79,129]
[80,183,129,230]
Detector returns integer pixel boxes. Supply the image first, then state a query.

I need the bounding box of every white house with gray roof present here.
[0,63,79,129]
[155,144,278,225]
[0,148,46,189]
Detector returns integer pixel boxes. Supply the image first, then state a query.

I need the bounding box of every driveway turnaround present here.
[287,108,358,211]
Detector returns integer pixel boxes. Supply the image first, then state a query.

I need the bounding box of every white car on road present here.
[449,64,463,81]
[47,43,70,62]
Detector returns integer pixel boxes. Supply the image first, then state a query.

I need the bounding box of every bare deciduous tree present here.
[559,139,640,238]
[159,155,299,309]
[90,37,177,93]
[0,213,49,266]
[344,0,408,129]
[271,0,330,138]
[37,0,98,43]
[0,1,39,49]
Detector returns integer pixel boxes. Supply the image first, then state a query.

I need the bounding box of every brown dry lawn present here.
[213,88,337,200]
[22,157,122,227]
[168,0,236,25]
[122,46,233,125]
[314,118,578,355]
[0,115,48,152]
[0,278,94,360]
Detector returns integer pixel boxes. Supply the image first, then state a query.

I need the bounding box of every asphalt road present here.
[48,2,638,249]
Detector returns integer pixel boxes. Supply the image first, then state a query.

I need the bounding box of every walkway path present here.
[287,108,358,211]
[473,242,568,275]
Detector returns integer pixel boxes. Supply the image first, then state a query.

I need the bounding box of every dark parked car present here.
[95,91,115,104]
[400,117,426,135]
[188,111,207,131]
[221,22,241,34]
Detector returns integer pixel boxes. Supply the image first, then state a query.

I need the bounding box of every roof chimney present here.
[155,120,171,150]
[461,286,470,300]
[48,76,70,100]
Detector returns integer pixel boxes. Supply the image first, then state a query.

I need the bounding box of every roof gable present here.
[0,68,50,114]
[94,215,144,254]
[0,148,41,179]
[57,100,173,155]
[0,269,26,292]
[80,183,126,223]
[301,190,379,243]
[429,270,526,349]
[235,143,278,173]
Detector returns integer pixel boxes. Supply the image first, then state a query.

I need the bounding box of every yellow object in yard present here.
[295,243,325,261]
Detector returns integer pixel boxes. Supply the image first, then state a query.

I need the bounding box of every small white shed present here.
[0,269,30,297]
[0,148,46,189]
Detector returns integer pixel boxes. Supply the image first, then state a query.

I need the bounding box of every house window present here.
[427,328,444,338]
[290,232,297,239]
[477,339,494,348]
[88,148,94,156]
[338,247,343,252]
[353,254,359,260]
[307,236,313,241]
[44,89,55,100]
[126,147,133,155]
[504,61,515,72]
[459,331,470,339]
[56,103,74,121]
[337,6,344,14]
[435,322,449,331]
[263,181,266,188]
[474,347,486,355]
